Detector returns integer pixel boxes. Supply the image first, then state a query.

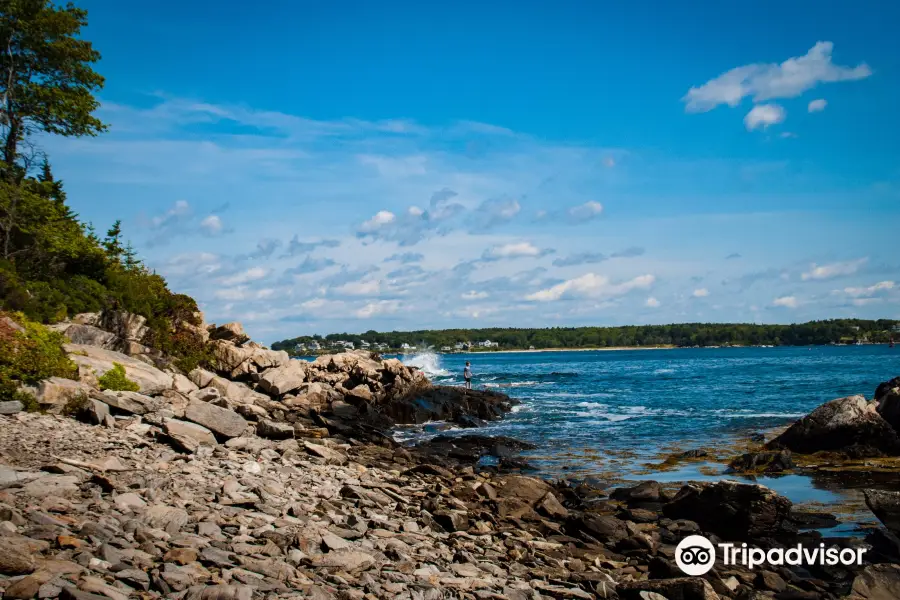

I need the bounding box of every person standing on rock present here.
[464,361,473,390]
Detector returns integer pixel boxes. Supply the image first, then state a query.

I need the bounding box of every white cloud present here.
[567,201,604,221]
[151,200,190,227]
[645,296,661,308]
[526,273,655,302]
[483,242,546,260]
[692,288,710,298]
[808,99,827,113]
[355,300,401,318]
[200,214,223,234]
[359,210,396,232]
[358,154,427,178]
[684,42,872,112]
[839,280,894,298]
[801,257,868,280]
[773,295,798,308]
[744,104,786,131]
[337,279,382,296]
[462,290,489,300]
[220,267,268,286]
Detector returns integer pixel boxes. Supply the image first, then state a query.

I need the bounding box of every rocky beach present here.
[1,311,900,600]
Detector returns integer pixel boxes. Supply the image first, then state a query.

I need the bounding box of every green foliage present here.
[0,311,76,401]
[273,319,900,354]
[97,362,139,392]
[0,0,106,177]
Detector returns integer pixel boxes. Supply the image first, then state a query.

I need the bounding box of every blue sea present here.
[397,345,900,530]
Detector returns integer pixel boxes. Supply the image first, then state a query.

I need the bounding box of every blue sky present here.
[45,0,900,342]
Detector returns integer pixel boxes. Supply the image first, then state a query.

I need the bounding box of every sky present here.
[44,0,900,343]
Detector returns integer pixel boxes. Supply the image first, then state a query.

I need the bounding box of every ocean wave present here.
[653,368,676,375]
[575,413,633,422]
[403,351,450,377]
[720,412,805,418]
[483,381,541,388]
[576,401,609,409]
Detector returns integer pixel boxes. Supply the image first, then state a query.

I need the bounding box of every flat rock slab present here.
[184,400,248,438]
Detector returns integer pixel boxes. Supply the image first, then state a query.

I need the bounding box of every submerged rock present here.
[728,449,794,474]
[767,395,900,457]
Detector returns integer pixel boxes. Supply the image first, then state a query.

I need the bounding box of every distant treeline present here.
[272,319,900,354]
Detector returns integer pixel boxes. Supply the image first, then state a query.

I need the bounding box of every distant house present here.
[477,340,498,348]
[440,346,451,352]
[400,343,417,352]
[359,340,370,349]
[374,343,388,351]
[893,325,900,333]
[308,341,321,351]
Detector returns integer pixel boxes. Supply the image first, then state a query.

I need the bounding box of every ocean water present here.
[397,345,900,525]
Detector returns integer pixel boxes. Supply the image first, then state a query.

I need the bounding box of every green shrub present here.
[97,362,140,392]
[0,311,78,402]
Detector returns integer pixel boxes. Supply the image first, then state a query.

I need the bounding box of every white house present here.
[478,340,498,348]
[308,341,321,351]
[440,346,451,352]
[359,340,370,349]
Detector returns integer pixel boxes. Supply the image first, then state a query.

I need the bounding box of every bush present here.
[0,311,78,402]
[97,362,140,392]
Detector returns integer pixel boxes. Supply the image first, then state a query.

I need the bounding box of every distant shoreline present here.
[456,345,677,354]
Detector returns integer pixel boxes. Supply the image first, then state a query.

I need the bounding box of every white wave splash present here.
[402,350,450,377]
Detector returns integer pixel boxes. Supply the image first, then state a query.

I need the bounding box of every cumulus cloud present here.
[526,273,655,302]
[282,236,340,258]
[355,300,401,318]
[482,242,552,261]
[462,290,489,300]
[801,257,868,280]
[645,296,661,308]
[773,295,798,308]
[220,267,269,286]
[692,288,710,298]
[552,252,607,267]
[567,201,604,222]
[683,42,872,112]
[199,214,224,235]
[837,280,894,298]
[725,253,742,260]
[470,196,521,230]
[744,104,786,131]
[239,238,282,261]
[356,188,464,245]
[284,256,337,275]
[808,99,828,113]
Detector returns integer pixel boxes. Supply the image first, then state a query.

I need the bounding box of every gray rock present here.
[0,536,36,574]
[64,324,120,349]
[184,399,248,438]
[850,563,900,600]
[257,363,308,396]
[98,310,148,342]
[93,390,162,415]
[165,418,218,452]
[256,419,294,440]
[303,441,348,465]
[143,504,189,534]
[865,489,900,536]
[767,395,900,457]
[66,344,174,395]
[32,377,92,414]
[310,549,376,571]
[0,400,24,414]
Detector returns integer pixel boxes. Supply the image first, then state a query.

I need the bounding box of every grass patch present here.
[0,312,77,403]
[97,362,140,392]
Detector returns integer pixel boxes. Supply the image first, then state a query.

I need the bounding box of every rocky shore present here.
[2,311,900,599]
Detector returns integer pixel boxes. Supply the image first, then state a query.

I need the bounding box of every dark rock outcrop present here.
[875,376,900,403]
[728,449,794,474]
[662,480,793,540]
[767,395,900,457]
[373,386,517,427]
[864,489,900,537]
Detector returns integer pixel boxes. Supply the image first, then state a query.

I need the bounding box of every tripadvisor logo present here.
[675,535,867,576]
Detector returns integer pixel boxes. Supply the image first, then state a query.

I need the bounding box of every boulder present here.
[864,489,900,537]
[728,449,794,474]
[497,475,554,505]
[284,382,330,410]
[98,310,148,342]
[875,377,900,402]
[877,389,900,435]
[569,514,629,544]
[344,384,374,404]
[31,377,92,414]
[64,324,119,349]
[205,375,268,405]
[257,362,308,396]
[767,395,900,457]
[0,400,24,414]
[209,322,249,343]
[256,419,294,440]
[164,419,218,452]
[173,374,199,394]
[850,564,900,600]
[663,480,792,540]
[188,368,216,389]
[93,390,163,415]
[303,441,348,465]
[66,344,174,395]
[184,400,248,438]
